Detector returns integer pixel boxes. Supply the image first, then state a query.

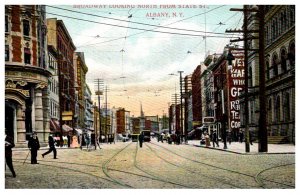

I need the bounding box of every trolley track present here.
[134,142,193,188]
[101,142,134,188]
[254,163,295,188]
[145,143,242,188]
[150,142,295,188]
[13,159,119,187]
[101,142,192,188]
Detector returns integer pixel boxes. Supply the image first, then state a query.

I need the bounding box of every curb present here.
[189,143,295,155]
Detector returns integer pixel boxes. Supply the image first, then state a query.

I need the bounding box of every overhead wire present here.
[47,5,235,36]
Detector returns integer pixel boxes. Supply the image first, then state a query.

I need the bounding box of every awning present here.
[62,124,73,132]
[75,128,83,135]
[50,119,60,132]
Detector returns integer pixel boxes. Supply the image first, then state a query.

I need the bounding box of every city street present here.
[5,141,295,189]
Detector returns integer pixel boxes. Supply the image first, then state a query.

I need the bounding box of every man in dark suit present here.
[5,129,16,177]
[28,131,40,164]
[42,134,57,159]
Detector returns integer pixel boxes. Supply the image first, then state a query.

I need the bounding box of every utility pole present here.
[95,78,103,149]
[258,5,268,152]
[243,5,250,153]
[178,71,184,143]
[226,5,260,152]
[104,85,109,143]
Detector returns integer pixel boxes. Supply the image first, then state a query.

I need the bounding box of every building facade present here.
[241,5,295,143]
[47,18,76,133]
[5,5,50,147]
[74,52,88,130]
[48,45,60,134]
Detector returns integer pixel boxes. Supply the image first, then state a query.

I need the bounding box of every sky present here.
[45,4,244,117]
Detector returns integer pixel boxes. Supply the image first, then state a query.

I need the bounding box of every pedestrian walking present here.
[227,130,232,145]
[205,133,211,147]
[139,132,144,148]
[5,129,16,178]
[42,134,57,159]
[239,130,244,143]
[212,130,219,147]
[249,131,253,145]
[28,131,40,164]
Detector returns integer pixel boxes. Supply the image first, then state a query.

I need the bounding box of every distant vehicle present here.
[131,134,139,142]
[141,130,151,142]
[117,134,129,142]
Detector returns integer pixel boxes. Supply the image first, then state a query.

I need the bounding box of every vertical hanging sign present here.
[228,55,245,131]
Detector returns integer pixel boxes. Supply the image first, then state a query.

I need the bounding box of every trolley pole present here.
[178,71,184,143]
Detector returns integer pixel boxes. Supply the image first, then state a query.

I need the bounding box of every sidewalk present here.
[187,140,295,154]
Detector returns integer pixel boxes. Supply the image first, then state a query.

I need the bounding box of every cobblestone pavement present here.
[5,141,295,189]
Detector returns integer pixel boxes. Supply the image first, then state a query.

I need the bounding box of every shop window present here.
[23,20,30,36]
[24,48,31,64]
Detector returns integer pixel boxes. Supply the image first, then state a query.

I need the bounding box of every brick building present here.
[5,5,50,147]
[47,18,76,134]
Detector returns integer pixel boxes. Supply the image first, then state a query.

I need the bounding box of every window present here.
[5,16,8,32]
[280,48,287,73]
[272,53,278,77]
[284,93,290,121]
[24,48,31,64]
[23,20,30,36]
[5,45,9,61]
[288,41,295,66]
[275,96,281,121]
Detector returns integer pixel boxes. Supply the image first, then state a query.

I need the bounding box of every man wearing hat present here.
[28,131,40,164]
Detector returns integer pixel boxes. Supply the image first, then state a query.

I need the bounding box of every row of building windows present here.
[265,5,295,46]
[48,54,58,74]
[5,45,32,64]
[5,15,31,37]
[49,79,59,95]
[266,41,295,80]
[50,100,59,119]
[268,92,292,123]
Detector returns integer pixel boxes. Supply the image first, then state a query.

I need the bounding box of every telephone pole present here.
[178,71,184,143]
[258,5,267,152]
[226,5,267,152]
[94,78,103,149]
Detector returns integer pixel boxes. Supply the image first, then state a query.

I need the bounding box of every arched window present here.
[284,92,290,121]
[272,53,279,77]
[275,96,281,121]
[288,41,295,66]
[280,48,287,73]
[23,20,30,36]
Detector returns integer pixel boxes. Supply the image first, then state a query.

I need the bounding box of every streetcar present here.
[131,134,139,142]
[141,130,151,142]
